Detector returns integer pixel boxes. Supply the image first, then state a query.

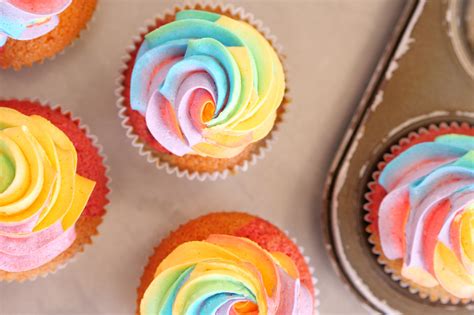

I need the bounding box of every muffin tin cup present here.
[323,0,474,312]
[0,98,111,282]
[364,121,474,305]
[115,0,290,181]
[325,114,474,314]
[2,0,99,71]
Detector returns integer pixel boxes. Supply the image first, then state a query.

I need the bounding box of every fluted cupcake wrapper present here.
[364,121,474,305]
[116,0,290,181]
[0,98,111,282]
[0,0,98,71]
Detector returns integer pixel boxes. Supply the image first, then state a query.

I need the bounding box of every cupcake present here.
[0,0,97,70]
[0,99,109,281]
[117,4,288,180]
[365,122,474,303]
[137,212,315,314]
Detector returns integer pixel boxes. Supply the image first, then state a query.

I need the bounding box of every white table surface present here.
[0,0,405,314]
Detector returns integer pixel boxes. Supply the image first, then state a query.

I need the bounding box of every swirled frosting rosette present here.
[0,0,72,47]
[366,127,474,302]
[119,6,287,178]
[136,212,316,314]
[140,235,313,315]
[0,101,107,280]
[130,9,285,159]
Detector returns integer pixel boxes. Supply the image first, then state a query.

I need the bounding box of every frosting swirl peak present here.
[140,235,313,315]
[378,134,474,299]
[130,10,285,158]
[0,107,95,272]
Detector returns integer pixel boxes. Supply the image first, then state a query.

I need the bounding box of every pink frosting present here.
[377,135,474,298]
[0,213,79,272]
[0,227,76,272]
[277,267,314,314]
[7,0,70,14]
[0,0,71,46]
[0,107,96,273]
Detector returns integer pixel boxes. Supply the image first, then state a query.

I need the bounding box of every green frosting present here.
[0,144,15,193]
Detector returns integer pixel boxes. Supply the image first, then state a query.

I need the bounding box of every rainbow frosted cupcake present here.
[0,100,109,281]
[365,123,474,303]
[117,4,288,180]
[137,212,316,314]
[0,0,97,70]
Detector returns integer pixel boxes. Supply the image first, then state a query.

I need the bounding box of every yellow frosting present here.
[130,10,286,158]
[0,107,95,233]
[141,235,314,315]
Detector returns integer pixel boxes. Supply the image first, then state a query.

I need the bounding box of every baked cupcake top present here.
[140,234,313,314]
[0,0,72,47]
[0,107,95,272]
[130,10,285,159]
[378,134,474,299]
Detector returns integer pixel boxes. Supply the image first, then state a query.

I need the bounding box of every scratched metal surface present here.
[324,0,474,313]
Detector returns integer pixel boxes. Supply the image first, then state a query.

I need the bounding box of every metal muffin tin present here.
[446,0,474,79]
[322,0,474,313]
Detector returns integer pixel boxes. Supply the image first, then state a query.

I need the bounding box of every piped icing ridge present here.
[0,107,95,272]
[378,134,474,299]
[140,235,313,315]
[130,10,285,159]
[0,0,72,47]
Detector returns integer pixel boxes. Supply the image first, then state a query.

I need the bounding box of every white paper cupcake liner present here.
[363,121,474,305]
[115,0,290,181]
[3,0,99,71]
[0,98,111,282]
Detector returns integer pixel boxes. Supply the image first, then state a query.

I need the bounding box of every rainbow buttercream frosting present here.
[0,0,72,47]
[0,107,95,272]
[130,10,285,159]
[140,235,313,314]
[378,134,474,299]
